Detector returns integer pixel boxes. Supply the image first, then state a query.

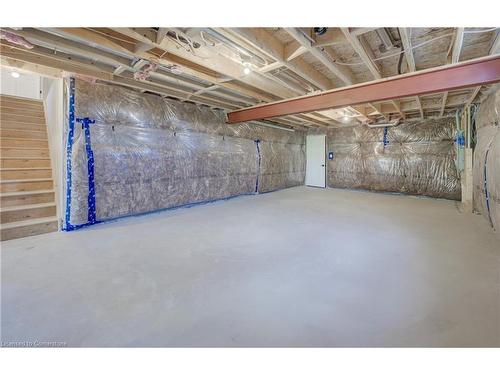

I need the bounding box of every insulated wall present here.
[473,85,500,231]
[324,118,461,200]
[64,79,305,228]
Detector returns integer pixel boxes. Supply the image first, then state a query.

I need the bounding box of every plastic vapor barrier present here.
[324,117,461,200]
[63,78,305,229]
[473,85,500,231]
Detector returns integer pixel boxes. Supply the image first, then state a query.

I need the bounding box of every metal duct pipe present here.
[366,118,401,128]
[203,29,267,66]
[251,120,295,132]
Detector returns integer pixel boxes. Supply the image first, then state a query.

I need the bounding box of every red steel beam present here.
[227,55,500,123]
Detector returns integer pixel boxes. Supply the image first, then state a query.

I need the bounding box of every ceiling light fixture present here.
[242,61,251,75]
[11,71,20,78]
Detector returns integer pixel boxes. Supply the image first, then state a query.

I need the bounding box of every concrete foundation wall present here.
[318,117,461,200]
[473,85,500,231]
[64,79,305,227]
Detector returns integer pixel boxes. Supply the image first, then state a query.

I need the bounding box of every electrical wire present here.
[371,32,455,61]
[445,32,455,59]
[396,28,405,74]
[329,32,456,66]
[200,31,216,47]
[170,30,196,54]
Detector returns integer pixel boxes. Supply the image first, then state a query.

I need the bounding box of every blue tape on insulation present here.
[383,126,389,148]
[63,81,100,231]
[484,141,494,227]
[64,78,76,231]
[254,139,261,193]
[77,117,98,225]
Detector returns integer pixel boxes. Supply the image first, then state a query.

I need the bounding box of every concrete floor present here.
[1,187,499,347]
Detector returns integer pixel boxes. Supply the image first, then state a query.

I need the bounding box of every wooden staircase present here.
[1,95,58,241]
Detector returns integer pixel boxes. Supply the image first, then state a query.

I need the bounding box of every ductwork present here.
[202,29,267,66]
[365,118,402,128]
[0,30,34,49]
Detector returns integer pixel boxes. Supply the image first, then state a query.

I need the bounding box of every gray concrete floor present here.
[1,187,499,347]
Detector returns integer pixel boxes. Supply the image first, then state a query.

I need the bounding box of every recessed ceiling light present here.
[243,67,251,75]
[11,71,20,78]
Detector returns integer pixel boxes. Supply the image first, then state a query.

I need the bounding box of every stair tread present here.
[1,216,58,229]
[1,104,43,109]
[1,167,52,170]
[0,110,45,120]
[0,129,47,132]
[1,107,43,111]
[1,189,55,197]
[0,137,48,140]
[0,95,43,102]
[0,113,44,117]
[0,126,47,131]
[0,119,46,122]
[1,151,49,153]
[0,157,50,160]
[1,202,56,212]
[1,116,45,119]
[0,101,43,105]
[0,148,50,152]
[0,120,46,123]
[1,113,44,117]
[1,178,53,183]
[0,95,42,98]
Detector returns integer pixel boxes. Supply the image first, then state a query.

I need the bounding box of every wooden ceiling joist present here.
[439,92,448,117]
[464,86,482,108]
[284,41,307,61]
[2,27,497,127]
[399,28,416,72]
[398,27,423,118]
[110,27,299,99]
[341,28,380,78]
[440,27,466,117]
[0,42,243,111]
[285,28,354,86]
[341,28,404,118]
[109,27,341,127]
[451,28,465,64]
[490,31,500,55]
[221,28,333,91]
[51,27,278,103]
[415,96,424,119]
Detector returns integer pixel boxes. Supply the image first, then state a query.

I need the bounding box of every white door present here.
[306,134,326,187]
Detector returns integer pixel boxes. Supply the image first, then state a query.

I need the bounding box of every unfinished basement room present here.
[1,7,500,360]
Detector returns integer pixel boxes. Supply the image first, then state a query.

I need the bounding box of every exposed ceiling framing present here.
[226,56,500,123]
[1,27,498,129]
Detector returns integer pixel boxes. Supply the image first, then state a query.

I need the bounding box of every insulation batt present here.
[65,79,305,226]
[0,30,34,49]
[319,117,461,200]
[473,85,500,231]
